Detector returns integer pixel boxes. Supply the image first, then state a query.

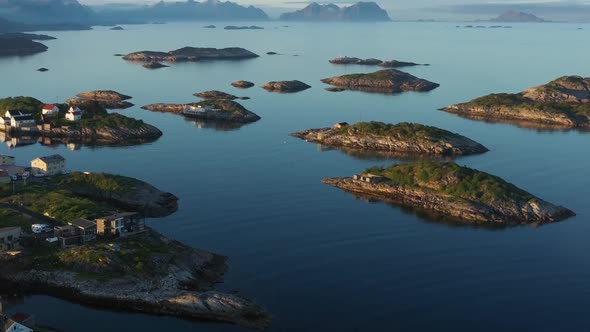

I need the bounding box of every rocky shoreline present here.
[321,69,439,94]
[142,100,261,124]
[36,124,162,144]
[292,122,488,156]
[323,161,575,225]
[442,76,590,128]
[0,231,269,328]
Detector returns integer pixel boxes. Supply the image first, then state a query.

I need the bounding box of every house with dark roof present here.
[31,154,65,176]
[96,212,146,237]
[65,107,82,121]
[9,115,36,129]
[68,218,97,243]
[0,227,21,252]
[4,110,25,118]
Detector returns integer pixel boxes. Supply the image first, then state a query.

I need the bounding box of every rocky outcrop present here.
[329,57,425,68]
[38,124,163,146]
[0,231,269,328]
[68,90,133,109]
[194,90,240,100]
[122,47,259,63]
[321,69,439,94]
[203,25,216,29]
[231,80,255,88]
[280,2,390,21]
[142,100,261,124]
[37,67,49,72]
[263,80,311,93]
[323,161,575,225]
[0,37,48,56]
[224,25,264,30]
[110,26,125,30]
[59,172,177,217]
[292,122,488,156]
[143,62,168,69]
[441,76,590,128]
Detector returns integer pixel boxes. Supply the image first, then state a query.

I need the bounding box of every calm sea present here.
[1,21,589,331]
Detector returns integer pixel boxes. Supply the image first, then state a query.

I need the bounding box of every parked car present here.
[10,175,17,181]
[31,224,52,234]
[33,173,45,178]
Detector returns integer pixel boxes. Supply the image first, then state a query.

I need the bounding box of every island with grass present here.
[329,56,427,68]
[441,76,590,128]
[122,47,259,63]
[142,99,261,124]
[292,122,488,156]
[0,172,269,328]
[321,69,439,94]
[67,90,134,109]
[323,161,575,225]
[0,96,161,143]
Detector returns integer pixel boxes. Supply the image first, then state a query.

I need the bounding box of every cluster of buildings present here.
[0,212,146,253]
[183,104,219,116]
[0,104,83,132]
[0,154,66,182]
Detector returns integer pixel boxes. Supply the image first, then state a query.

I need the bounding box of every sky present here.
[77,0,590,21]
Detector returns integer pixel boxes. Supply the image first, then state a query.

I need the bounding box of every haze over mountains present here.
[280,2,391,22]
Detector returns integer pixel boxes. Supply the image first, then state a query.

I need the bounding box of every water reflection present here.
[0,132,159,151]
[314,143,459,162]
[183,117,251,131]
[444,112,590,133]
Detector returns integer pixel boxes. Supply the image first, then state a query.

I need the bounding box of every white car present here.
[33,173,45,178]
[31,224,52,234]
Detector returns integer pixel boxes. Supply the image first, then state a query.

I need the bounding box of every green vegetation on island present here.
[442,76,590,128]
[323,160,575,224]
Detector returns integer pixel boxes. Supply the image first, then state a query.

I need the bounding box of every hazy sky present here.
[77,0,590,21]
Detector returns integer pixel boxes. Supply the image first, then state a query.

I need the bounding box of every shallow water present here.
[1,21,590,331]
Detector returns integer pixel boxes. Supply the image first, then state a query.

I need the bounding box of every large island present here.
[321,69,439,94]
[323,161,575,225]
[0,172,269,328]
[0,37,48,56]
[292,122,488,156]
[442,76,590,128]
[122,47,259,63]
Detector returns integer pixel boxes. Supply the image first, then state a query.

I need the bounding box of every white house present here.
[4,110,25,118]
[183,105,217,116]
[65,107,82,121]
[10,115,36,128]
[41,104,59,116]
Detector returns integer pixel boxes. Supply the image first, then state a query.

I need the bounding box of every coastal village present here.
[0,104,83,133]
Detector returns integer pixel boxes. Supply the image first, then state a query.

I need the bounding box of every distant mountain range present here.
[280,2,391,21]
[490,11,546,23]
[0,0,94,24]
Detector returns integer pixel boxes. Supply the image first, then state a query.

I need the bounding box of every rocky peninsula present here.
[263,80,311,93]
[68,90,134,109]
[122,47,259,63]
[0,37,48,56]
[329,57,426,68]
[321,69,440,94]
[0,173,269,328]
[442,76,590,128]
[292,122,488,156]
[323,161,575,225]
[142,100,261,124]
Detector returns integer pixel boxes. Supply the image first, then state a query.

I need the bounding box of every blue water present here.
[2,22,590,331]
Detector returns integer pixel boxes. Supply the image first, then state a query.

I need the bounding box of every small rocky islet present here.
[224,25,264,30]
[143,62,169,69]
[142,99,261,124]
[0,172,269,328]
[263,80,311,93]
[323,160,575,225]
[122,47,259,63]
[329,56,428,68]
[193,90,248,100]
[321,69,439,94]
[292,122,488,156]
[442,75,590,129]
[67,90,134,109]
[231,80,255,89]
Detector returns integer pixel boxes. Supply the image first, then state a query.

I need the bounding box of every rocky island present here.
[263,80,311,93]
[0,96,161,144]
[194,90,246,100]
[329,57,427,68]
[0,172,269,328]
[143,62,169,69]
[224,25,264,30]
[142,100,261,124]
[292,122,488,156]
[122,47,259,63]
[323,161,575,225]
[321,69,440,94]
[441,76,590,128]
[67,90,134,109]
[0,37,48,56]
[231,80,255,89]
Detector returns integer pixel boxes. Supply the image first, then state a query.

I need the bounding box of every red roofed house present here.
[41,104,59,117]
